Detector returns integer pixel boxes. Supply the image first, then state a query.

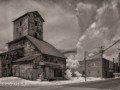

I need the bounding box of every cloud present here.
[0,0,80,51]
[76,1,120,61]
[76,2,97,36]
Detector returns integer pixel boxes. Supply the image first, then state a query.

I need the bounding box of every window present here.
[34,32,37,38]
[54,69,62,77]
[91,63,96,67]
[20,21,22,26]
[55,61,58,64]
[35,21,37,26]
[19,32,21,35]
[8,64,11,69]
[33,60,38,69]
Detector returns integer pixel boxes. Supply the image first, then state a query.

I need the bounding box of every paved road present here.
[0,78,120,90]
[65,78,120,90]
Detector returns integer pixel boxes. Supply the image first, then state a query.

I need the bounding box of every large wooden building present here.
[0,11,66,80]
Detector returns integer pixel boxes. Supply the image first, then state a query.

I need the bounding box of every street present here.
[0,78,120,90]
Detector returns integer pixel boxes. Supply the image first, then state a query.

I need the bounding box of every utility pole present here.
[84,51,87,81]
[100,46,104,58]
[119,53,120,73]
[113,58,115,73]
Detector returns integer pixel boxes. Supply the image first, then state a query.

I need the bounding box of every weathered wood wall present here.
[12,55,44,80]
[12,62,33,80]
[42,54,66,79]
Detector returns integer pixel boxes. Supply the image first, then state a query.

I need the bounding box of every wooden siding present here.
[12,62,33,80]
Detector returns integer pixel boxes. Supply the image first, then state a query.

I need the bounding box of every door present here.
[45,67,54,80]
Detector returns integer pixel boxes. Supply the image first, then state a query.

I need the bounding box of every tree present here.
[66,55,80,77]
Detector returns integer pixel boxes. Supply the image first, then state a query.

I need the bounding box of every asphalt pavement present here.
[0,78,120,90]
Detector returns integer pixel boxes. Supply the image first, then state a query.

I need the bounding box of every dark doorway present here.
[34,32,37,38]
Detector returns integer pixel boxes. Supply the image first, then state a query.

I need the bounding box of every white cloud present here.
[76,1,120,61]
[0,0,79,50]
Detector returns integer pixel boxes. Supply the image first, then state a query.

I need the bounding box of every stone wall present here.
[79,58,103,77]
[8,40,25,51]
[24,40,39,56]
[102,59,114,78]
[13,15,28,40]
[13,12,43,41]
[28,12,43,40]
[79,58,114,78]
[8,39,39,57]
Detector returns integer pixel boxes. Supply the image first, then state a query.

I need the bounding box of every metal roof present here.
[26,36,66,58]
[12,11,45,22]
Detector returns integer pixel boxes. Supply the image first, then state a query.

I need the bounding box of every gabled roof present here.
[26,36,66,58]
[7,35,66,58]
[12,11,45,22]
[13,54,40,62]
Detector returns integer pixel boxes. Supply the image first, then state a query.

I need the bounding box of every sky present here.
[1,0,120,61]
[0,0,81,51]
[76,0,120,61]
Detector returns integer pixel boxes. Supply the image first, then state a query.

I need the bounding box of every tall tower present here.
[13,11,44,40]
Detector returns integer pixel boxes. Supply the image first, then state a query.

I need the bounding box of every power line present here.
[87,40,120,58]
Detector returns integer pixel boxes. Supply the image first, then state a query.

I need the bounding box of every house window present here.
[91,63,96,67]
[35,21,37,26]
